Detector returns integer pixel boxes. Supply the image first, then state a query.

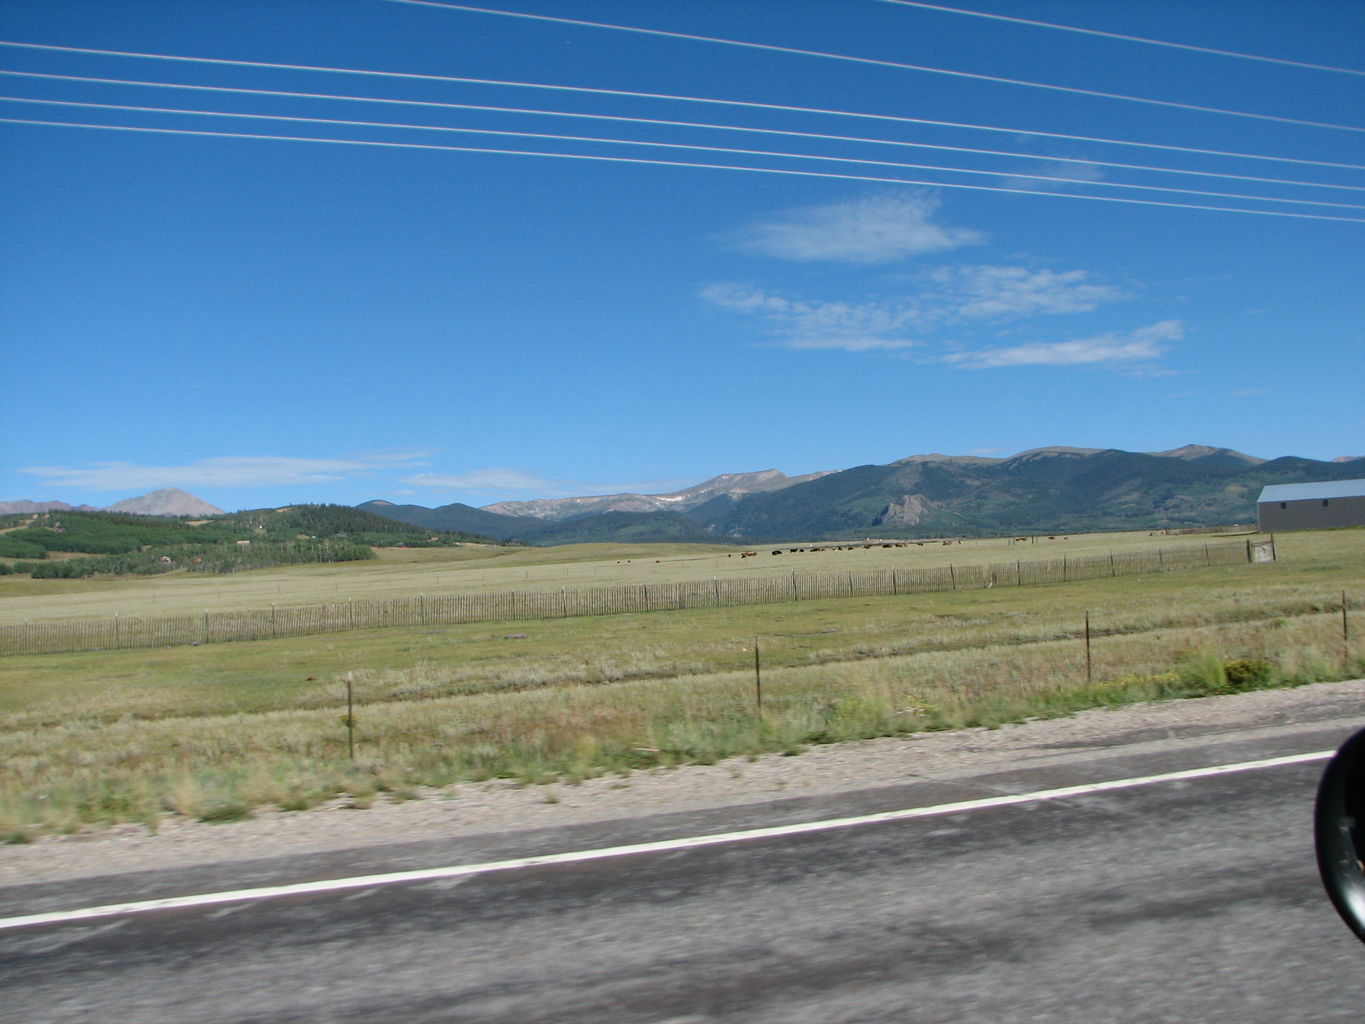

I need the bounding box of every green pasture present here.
[0,528,1360,838]
[0,528,1253,625]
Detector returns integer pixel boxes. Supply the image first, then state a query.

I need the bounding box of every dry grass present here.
[0,527,1360,837]
[0,528,1251,624]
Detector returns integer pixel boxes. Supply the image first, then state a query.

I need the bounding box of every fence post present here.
[345,672,355,760]
[949,563,956,590]
[753,637,763,713]
[1085,611,1092,685]
[114,613,120,649]
[203,610,210,643]
[1344,591,1351,673]
[791,571,799,602]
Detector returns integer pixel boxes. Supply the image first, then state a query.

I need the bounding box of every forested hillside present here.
[697,450,1365,539]
[357,501,715,544]
[361,447,1365,544]
[0,505,495,577]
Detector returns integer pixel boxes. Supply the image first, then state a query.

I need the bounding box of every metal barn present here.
[1257,479,1365,531]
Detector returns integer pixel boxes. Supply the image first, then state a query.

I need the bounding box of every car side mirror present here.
[1316,726,1365,945]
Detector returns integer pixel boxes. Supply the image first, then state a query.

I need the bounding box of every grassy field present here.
[0,528,1360,839]
[0,528,1250,625]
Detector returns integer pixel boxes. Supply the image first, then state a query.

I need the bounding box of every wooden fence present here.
[0,541,1250,656]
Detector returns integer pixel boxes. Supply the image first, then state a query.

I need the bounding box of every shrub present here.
[198,801,254,823]
[0,536,46,559]
[1221,657,1274,690]
[1175,648,1226,692]
[1175,649,1275,695]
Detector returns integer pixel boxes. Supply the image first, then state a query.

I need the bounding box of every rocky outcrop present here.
[875,493,931,526]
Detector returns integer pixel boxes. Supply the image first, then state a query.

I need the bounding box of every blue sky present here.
[2,0,1361,513]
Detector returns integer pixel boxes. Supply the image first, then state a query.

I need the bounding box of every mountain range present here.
[8,446,1362,544]
[0,488,224,518]
[361,445,1365,544]
[481,468,831,520]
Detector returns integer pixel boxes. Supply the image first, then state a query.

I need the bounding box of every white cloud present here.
[1000,160,1107,193]
[703,262,1128,353]
[735,192,983,264]
[401,470,707,501]
[401,468,558,493]
[941,320,1184,370]
[711,191,1147,361]
[779,335,919,352]
[923,265,1126,321]
[19,453,430,491]
[701,284,918,352]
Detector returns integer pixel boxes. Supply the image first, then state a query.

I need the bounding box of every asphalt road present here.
[2,719,1362,1023]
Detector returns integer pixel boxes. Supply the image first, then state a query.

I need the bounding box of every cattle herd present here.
[728,540,967,558]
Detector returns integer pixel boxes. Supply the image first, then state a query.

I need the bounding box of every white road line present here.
[0,750,1332,933]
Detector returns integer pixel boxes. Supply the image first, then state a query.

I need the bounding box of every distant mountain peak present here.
[480,468,829,521]
[894,444,1268,468]
[1008,445,1106,460]
[106,488,223,517]
[0,490,221,517]
[893,452,1003,467]
[1149,444,1263,465]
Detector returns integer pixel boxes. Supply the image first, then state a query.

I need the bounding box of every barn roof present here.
[1258,479,1365,503]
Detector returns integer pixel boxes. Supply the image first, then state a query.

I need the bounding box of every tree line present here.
[0,505,492,578]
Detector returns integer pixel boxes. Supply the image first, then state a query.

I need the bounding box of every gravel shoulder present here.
[4,680,1362,887]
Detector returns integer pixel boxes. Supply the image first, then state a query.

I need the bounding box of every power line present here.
[0,42,1356,173]
[9,95,1362,212]
[875,0,1365,77]
[7,70,1360,194]
[385,1,1365,135]
[6,115,1363,224]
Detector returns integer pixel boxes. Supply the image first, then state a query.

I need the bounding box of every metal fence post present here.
[1344,591,1351,673]
[754,637,763,713]
[1085,611,1092,685]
